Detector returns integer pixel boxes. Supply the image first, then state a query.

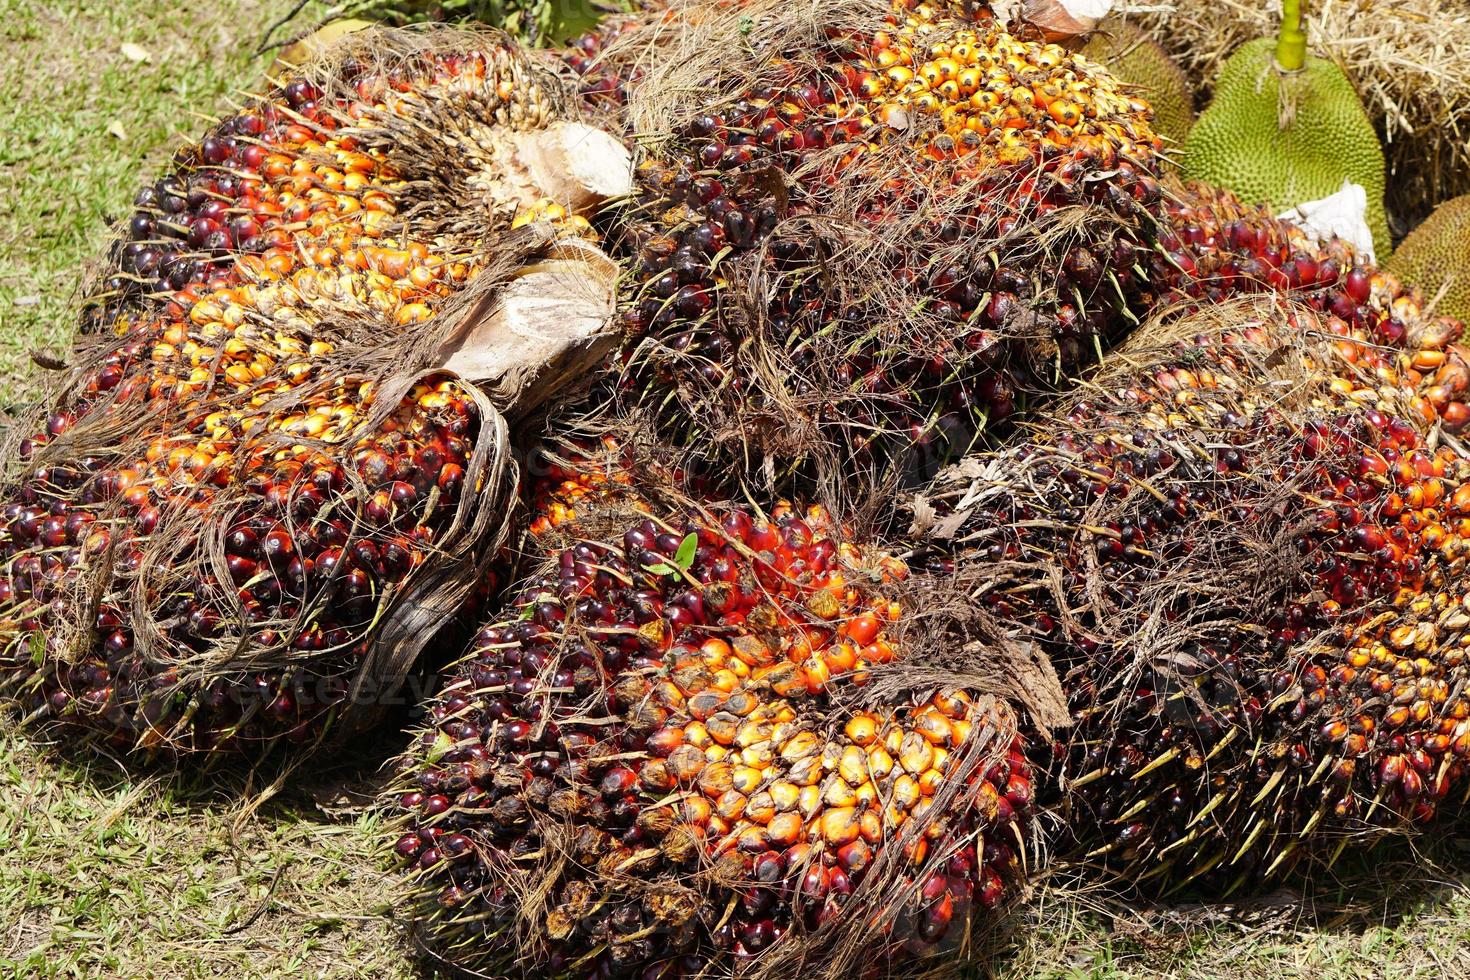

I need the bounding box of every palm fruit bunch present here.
[93,29,581,323]
[392,494,1036,977]
[556,0,1169,483]
[1150,182,1470,431]
[913,298,1470,891]
[0,28,628,756]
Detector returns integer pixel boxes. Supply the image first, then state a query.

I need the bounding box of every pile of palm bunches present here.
[0,30,600,754]
[14,1,1470,976]
[913,301,1470,891]
[392,497,1035,977]
[557,0,1470,494]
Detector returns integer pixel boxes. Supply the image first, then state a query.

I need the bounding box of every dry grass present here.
[3,1,1470,977]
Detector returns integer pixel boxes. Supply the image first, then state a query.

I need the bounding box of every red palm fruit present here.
[557,9,654,112]
[916,298,1470,891]
[392,500,1032,977]
[0,31,626,757]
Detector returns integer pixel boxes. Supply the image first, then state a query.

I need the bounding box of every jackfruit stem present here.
[1275,0,1307,72]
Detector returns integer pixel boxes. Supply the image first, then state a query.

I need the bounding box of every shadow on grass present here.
[990,829,1470,979]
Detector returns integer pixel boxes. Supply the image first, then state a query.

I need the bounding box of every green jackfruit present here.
[1387,194,1470,323]
[1183,36,1389,255]
[1082,20,1193,155]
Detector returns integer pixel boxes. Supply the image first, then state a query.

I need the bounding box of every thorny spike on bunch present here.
[914,291,1470,891]
[0,29,621,757]
[558,0,1170,487]
[393,500,1034,978]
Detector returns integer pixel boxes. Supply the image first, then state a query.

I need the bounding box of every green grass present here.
[0,729,413,979]
[2,0,1470,977]
[0,0,312,401]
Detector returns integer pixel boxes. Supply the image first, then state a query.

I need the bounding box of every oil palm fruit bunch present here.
[914,299,1470,891]
[1182,0,1390,257]
[392,495,1036,977]
[1154,183,1470,430]
[0,28,630,756]
[562,0,1168,485]
[92,27,625,324]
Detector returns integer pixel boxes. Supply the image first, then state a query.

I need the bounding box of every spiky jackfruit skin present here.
[1183,38,1389,257]
[0,35,581,757]
[393,501,1033,978]
[917,301,1470,891]
[1387,194,1470,325]
[1081,21,1193,155]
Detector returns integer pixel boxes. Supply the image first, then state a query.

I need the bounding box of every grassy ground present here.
[2,1,1470,977]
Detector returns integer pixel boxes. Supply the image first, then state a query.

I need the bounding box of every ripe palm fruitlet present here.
[915,297,1470,891]
[393,499,1035,977]
[565,0,1169,483]
[0,29,628,756]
